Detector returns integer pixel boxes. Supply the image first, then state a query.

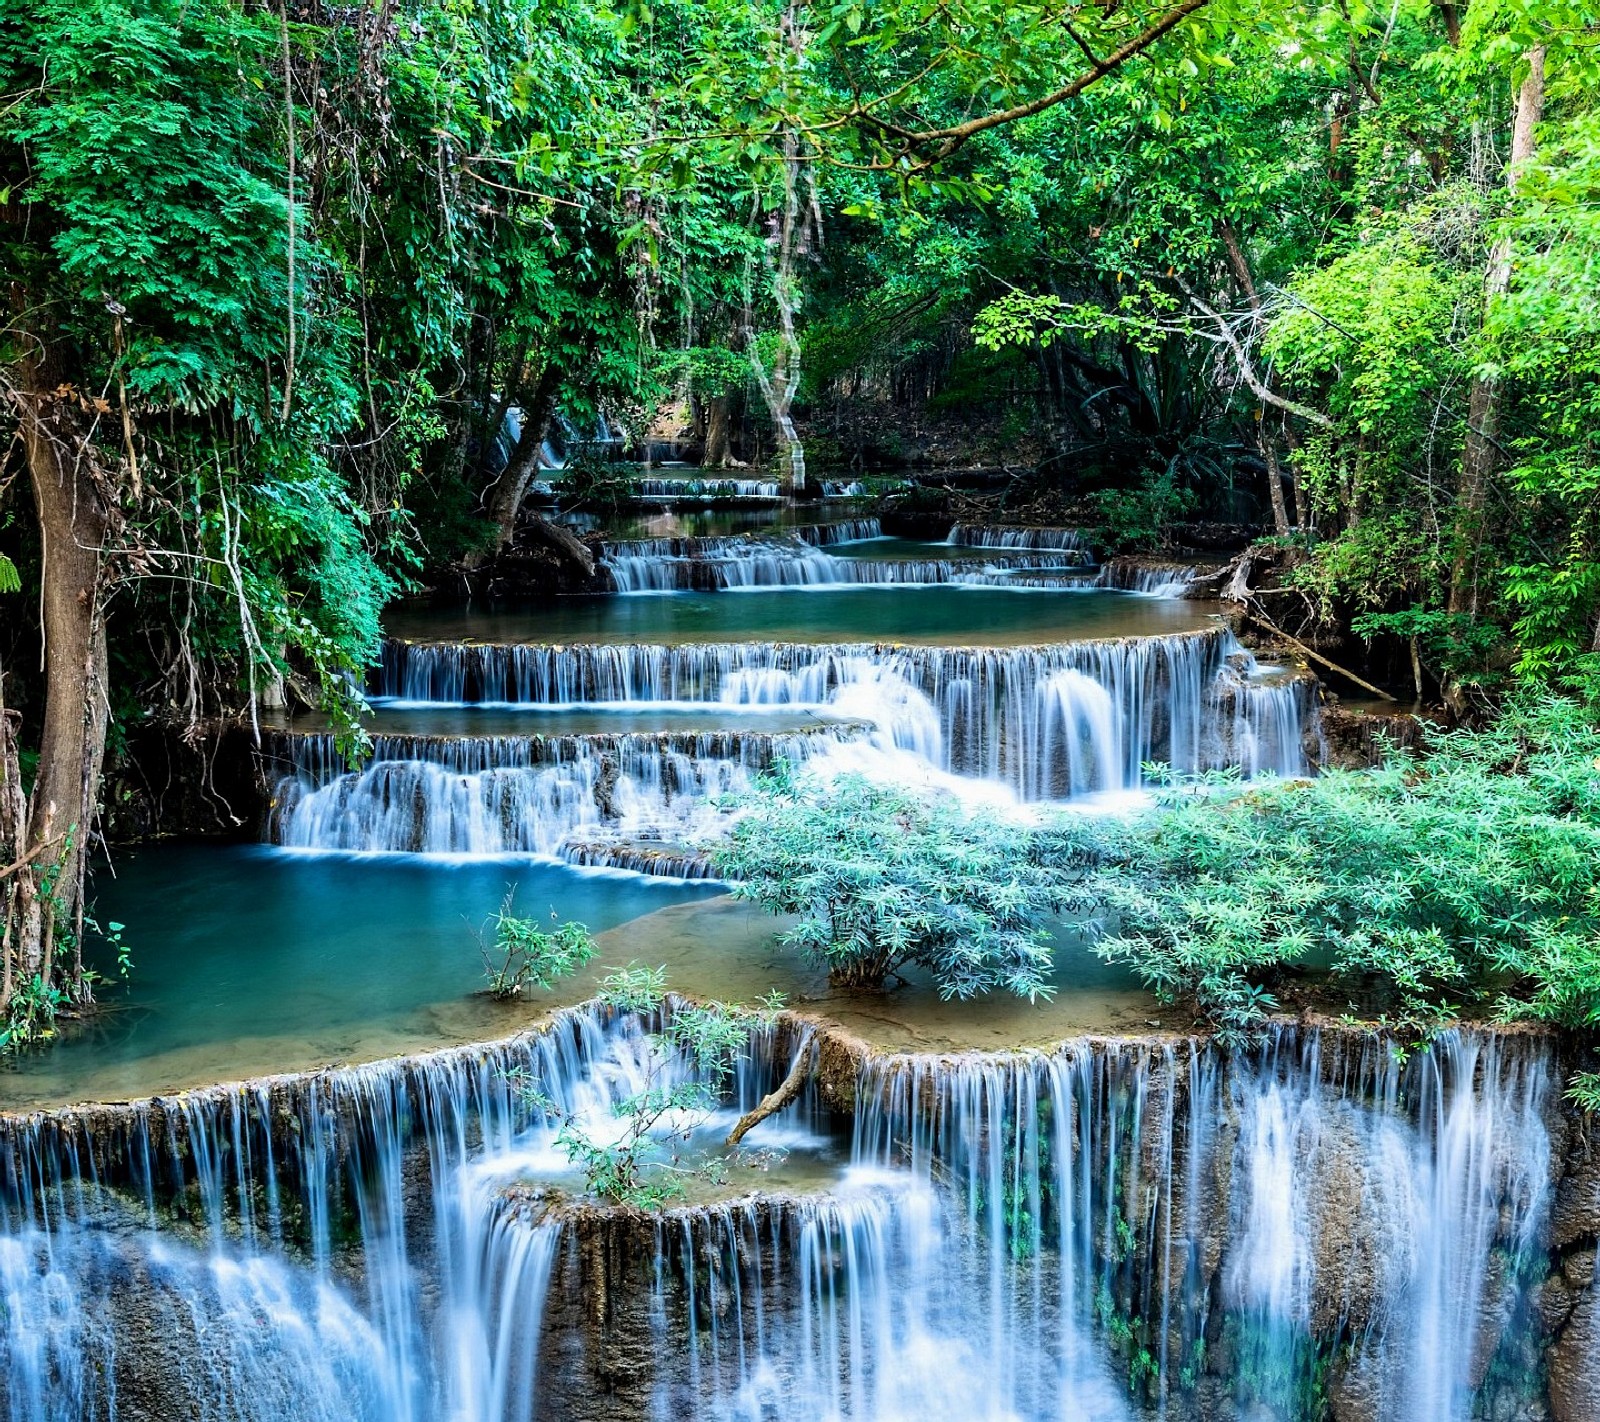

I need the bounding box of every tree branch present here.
[1174,277,1334,428]
[725,1048,809,1148]
[871,0,1213,167]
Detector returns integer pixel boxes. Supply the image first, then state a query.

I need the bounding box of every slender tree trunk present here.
[1218,219,1294,535]
[482,365,562,552]
[0,666,28,1007]
[748,118,811,493]
[4,364,113,1012]
[1450,47,1544,615]
[1283,422,1309,532]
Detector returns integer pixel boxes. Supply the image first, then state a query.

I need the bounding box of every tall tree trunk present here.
[482,365,562,552]
[1259,420,1292,536]
[702,396,734,467]
[747,99,813,493]
[3,364,114,1013]
[1450,47,1544,616]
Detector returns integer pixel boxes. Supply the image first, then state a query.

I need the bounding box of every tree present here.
[715,770,1084,997]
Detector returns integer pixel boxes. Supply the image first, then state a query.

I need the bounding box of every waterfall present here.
[1220,1032,1552,1419]
[376,629,1314,796]
[595,523,1082,595]
[836,1029,1553,1422]
[793,518,882,545]
[0,1024,1563,1421]
[0,1007,814,1422]
[948,523,1089,552]
[633,479,781,499]
[1095,560,1200,596]
[602,544,1093,593]
[264,727,861,863]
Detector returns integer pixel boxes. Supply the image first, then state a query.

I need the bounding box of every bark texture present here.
[2,358,115,1010]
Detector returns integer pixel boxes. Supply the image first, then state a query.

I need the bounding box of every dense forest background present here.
[2,0,1598,1029]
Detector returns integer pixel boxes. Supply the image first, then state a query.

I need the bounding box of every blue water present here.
[0,845,720,1108]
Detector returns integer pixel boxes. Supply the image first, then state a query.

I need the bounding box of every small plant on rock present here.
[536,964,789,1208]
[481,896,596,999]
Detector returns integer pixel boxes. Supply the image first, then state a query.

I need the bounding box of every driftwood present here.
[725,1051,809,1148]
[1220,548,1397,703]
[1247,606,1397,703]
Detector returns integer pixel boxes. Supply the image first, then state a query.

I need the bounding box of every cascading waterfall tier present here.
[633,478,781,499]
[376,627,1318,798]
[262,724,864,866]
[1,1020,1588,1422]
[598,521,1099,592]
[1094,558,1204,596]
[0,1005,816,1422]
[948,523,1090,552]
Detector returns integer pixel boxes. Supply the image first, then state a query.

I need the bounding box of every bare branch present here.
[870,0,1214,168]
[1173,277,1334,428]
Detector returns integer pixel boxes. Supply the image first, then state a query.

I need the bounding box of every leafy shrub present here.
[1085,699,1600,1043]
[714,769,1090,998]
[1084,470,1196,554]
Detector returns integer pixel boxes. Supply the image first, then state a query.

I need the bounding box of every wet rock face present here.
[1547,1116,1600,1422]
[1548,1254,1600,1422]
[1317,704,1426,770]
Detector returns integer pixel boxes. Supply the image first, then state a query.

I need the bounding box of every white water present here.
[1,1024,1555,1421]
[268,727,861,868]
[633,479,781,499]
[276,631,1315,862]
[377,631,1313,796]
[598,526,1094,593]
[1095,561,1200,596]
[948,523,1090,552]
[307,629,1322,863]
[0,1008,820,1422]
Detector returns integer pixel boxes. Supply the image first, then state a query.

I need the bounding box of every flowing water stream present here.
[4,513,1593,1420]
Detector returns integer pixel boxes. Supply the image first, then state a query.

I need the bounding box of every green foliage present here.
[1351,608,1503,688]
[1085,700,1600,1043]
[1566,1071,1600,1114]
[0,972,72,1054]
[1085,473,1197,554]
[481,903,596,1000]
[715,768,1087,999]
[554,453,638,514]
